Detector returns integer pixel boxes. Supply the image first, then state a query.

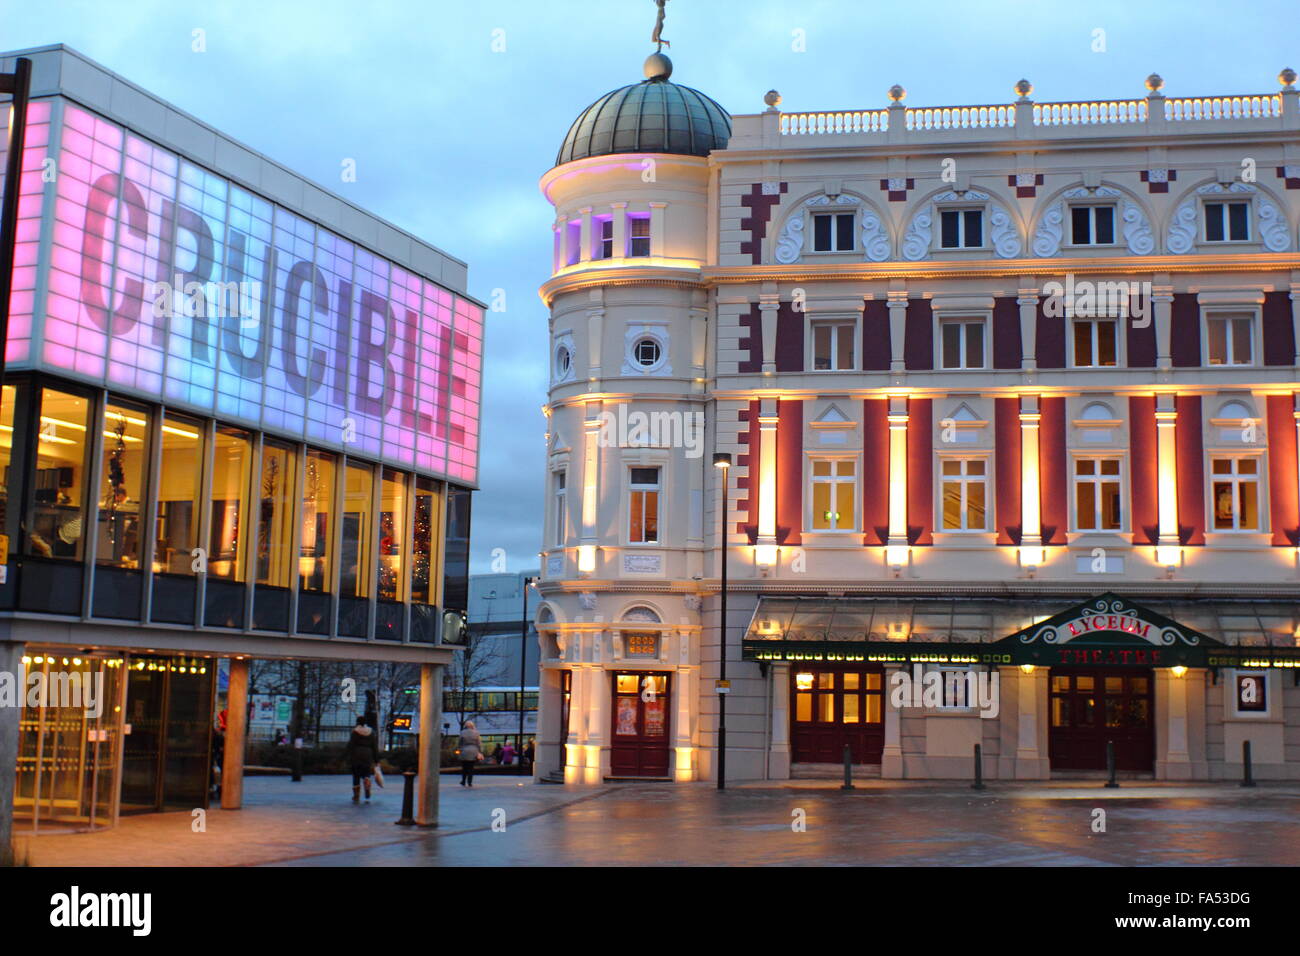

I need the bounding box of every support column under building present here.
[417,662,443,827]
[221,657,249,810]
[0,641,25,865]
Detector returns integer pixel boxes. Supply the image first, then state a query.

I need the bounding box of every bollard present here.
[1241,740,1256,788]
[395,771,417,826]
[840,743,855,791]
[971,743,985,790]
[1104,740,1119,788]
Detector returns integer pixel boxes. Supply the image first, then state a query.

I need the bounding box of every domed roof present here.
[556,56,731,166]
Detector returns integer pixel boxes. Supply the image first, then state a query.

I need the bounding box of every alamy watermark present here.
[0,668,105,718]
[597,405,704,458]
[1041,274,1151,327]
[890,664,1000,719]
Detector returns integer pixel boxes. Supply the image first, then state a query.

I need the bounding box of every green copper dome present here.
[556,56,731,166]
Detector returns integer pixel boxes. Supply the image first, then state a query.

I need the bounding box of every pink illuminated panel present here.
[0,99,50,364]
[10,99,481,485]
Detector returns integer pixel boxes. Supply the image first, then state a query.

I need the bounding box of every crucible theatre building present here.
[0,45,482,850]
[531,34,1300,783]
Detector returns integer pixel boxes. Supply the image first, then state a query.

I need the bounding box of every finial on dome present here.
[1280,67,1297,90]
[888,84,906,103]
[764,89,782,110]
[1145,73,1164,93]
[644,52,673,81]
[1014,79,1033,102]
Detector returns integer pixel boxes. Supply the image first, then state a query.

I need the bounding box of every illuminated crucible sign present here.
[6,98,482,485]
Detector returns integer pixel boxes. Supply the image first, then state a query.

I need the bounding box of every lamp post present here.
[519,575,536,774]
[713,452,731,790]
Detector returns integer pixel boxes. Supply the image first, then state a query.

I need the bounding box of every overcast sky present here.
[7,0,1297,573]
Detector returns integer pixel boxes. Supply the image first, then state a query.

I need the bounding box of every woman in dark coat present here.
[459,721,482,787]
[346,716,378,803]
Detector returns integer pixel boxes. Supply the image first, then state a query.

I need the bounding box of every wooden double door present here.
[790,664,885,764]
[1048,668,1155,772]
[609,672,671,778]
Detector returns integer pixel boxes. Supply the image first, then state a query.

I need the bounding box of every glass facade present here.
[0,375,465,644]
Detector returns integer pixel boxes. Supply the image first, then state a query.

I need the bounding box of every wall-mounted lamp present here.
[1155,545,1180,578]
[1171,665,1187,678]
[1020,664,1036,674]
[885,545,909,577]
[577,545,597,573]
[1019,546,1044,577]
[755,544,778,568]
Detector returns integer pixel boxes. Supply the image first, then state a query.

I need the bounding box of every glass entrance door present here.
[13,653,124,832]
[120,656,216,813]
[1049,668,1154,771]
[790,665,885,764]
[609,672,670,777]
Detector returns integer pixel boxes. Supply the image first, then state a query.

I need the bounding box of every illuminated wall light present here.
[1155,545,1181,568]
[1171,665,1188,678]
[885,545,909,568]
[755,544,778,567]
[795,672,814,690]
[1019,546,1045,567]
[577,545,597,573]
[1020,664,1036,674]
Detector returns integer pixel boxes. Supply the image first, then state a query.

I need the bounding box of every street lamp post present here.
[519,576,536,774]
[713,452,731,790]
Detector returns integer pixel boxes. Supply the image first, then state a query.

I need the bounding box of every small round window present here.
[633,337,661,367]
[555,345,571,378]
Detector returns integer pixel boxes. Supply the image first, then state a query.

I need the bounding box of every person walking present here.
[459,721,482,787]
[525,738,535,770]
[346,715,379,803]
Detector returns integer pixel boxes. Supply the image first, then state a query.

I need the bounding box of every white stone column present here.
[588,657,611,784]
[886,398,909,557]
[1155,395,1179,553]
[586,305,604,387]
[759,292,780,375]
[769,662,791,779]
[886,290,908,374]
[610,201,627,258]
[1018,286,1038,372]
[673,663,695,781]
[579,407,602,574]
[1160,669,1192,780]
[564,658,587,785]
[1019,397,1042,559]
[882,663,904,778]
[649,201,667,257]
[578,206,592,263]
[1015,666,1046,779]
[1153,283,1174,371]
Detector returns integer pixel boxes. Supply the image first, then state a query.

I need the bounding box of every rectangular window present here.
[1211,456,1260,531]
[154,414,202,575]
[628,466,660,544]
[97,402,149,569]
[939,208,983,248]
[1072,318,1118,367]
[812,212,855,252]
[1074,458,1122,531]
[340,461,373,598]
[208,426,252,580]
[595,218,614,259]
[300,449,336,592]
[1206,313,1253,366]
[553,470,567,547]
[0,384,13,553]
[628,216,650,257]
[254,440,297,588]
[26,388,90,560]
[410,475,438,605]
[940,319,985,369]
[1205,201,1250,242]
[1070,205,1116,245]
[940,458,988,531]
[811,320,855,370]
[810,459,856,531]
[377,468,407,602]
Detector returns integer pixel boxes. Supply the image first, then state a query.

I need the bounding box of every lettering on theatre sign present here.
[11,99,482,483]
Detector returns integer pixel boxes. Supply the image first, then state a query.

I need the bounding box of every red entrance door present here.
[609,672,671,778]
[1048,668,1154,771]
[790,665,885,764]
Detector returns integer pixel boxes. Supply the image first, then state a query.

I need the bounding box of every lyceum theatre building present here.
[532,36,1300,784]
[0,45,481,846]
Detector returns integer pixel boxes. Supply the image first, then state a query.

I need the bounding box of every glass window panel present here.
[1211,458,1232,475]
[1052,675,1070,691]
[616,674,638,694]
[814,325,831,369]
[1205,203,1225,242]
[1213,480,1234,528]
[1240,482,1258,529]
[98,402,148,568]
[813,460,831,477]
[1073,321,1093,366]
[1051,697,1070,727]
[818,694,835,722]
[940,210,959,248]
[300,450,336,592]
[811,481,831,530]
[1232,318,1252,364]
[1105,698,1123,727]
[255,441,297,587]
[835,324,853,369]
[1105,676,1123,694]
[865,673,881,691]
[1239,458,1257,474]
[795,693,811,722]
[1128,699,1150,726]
[1208,319,1228,365]
[1094,206,1115,244]
[942,323,961,368]
[942,460,961,476]
[1100,459,1120,475]
[864,695,880,723]
[1071,206,1091,244]
[942,481,962,530]
[966,481,985,530]
[1076,459,1095,475]
[410,475,437,604]
[155,414,201,574]
[843,695,859,723]
[1228,202,1249,240]
[835,481,855,529]
[1079,697,1095,724]
[835,460,854,477]
[967,459,985,476]
[1076,482,1096,530]
[966,323,984,368]
[813,214,832,251]
[377,468,407,601]
[339,461,373,598]
[817,672,834,689]
[842,673,860,690]
[836,213,854,251]
[1101,482,1121,529]
[27,388,90,560]
[963,209,982,247]
[1097,321,1117,366]
[1129,677,1149,695]
[1076,676,1094,691]
[208,426,252,579]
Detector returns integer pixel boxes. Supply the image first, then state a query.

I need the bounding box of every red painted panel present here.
[1129,396,1158,546]
[735,401,760,538]
[1170,294,1201,367]
[862,399,889,545]
[862,299,890,371]
[992,297,1022,369]
[906,398,932,545]
[1175,395,1205,546]
[995,397,1021,545]
[777,398,803,546]
[1266,394,1298,546]
[1039,397,1068,545]
[1263,291,1296,366]
[904,299,933,371]
[775,301,804,371]
[1035,299,1065,369]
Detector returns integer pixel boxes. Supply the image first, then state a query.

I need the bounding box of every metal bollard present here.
[1104,740,1119,788]
[840,743,855,791]
[1241,740,1256,788]
[971,743,985,790]
[394,771,416,826]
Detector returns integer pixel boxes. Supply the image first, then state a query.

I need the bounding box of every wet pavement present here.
[275,781,1300,867]
[18,775,1300,866]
